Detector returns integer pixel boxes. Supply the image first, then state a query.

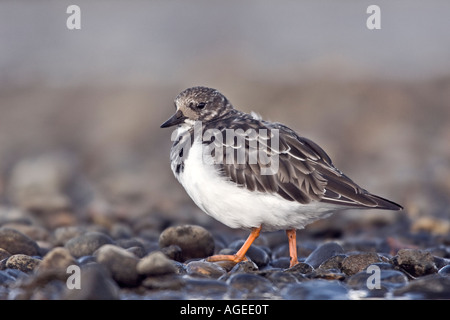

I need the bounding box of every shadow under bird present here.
[161,86,402,268]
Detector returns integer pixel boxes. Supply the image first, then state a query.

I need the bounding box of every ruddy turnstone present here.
[161,86,402,268]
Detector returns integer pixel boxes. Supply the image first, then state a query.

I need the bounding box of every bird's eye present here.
[196,102,206,110]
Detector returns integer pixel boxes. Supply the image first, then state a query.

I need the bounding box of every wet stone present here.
[141,274,185,290]
[310,268,346,281]
[393,274,450,299]
[38,247,77,273]
[159,225,214,262]
[229,260,259,274]
[229,240,270,268]
[226,273,276,299]
[62,264,119,300]
[136,251,176,276]
[160,244,183,262]
[184,278,228,299]
[318,254,346,271]
[0,248,11,261]
[341,252,382,276]
[6,254,41,273]
[95,244,140,287]
[65,231,115,258]
[285,262,314,274]
[346,269,408,291]
[391,249,438,277]
[0,227,40,256]
[186,260,227,279]
[304,242,344,268]
[438,265,450,276]
[281,279,348,300]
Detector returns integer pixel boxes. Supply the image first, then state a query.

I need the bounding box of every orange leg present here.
[206,226,262,264]
[286,229,299,267]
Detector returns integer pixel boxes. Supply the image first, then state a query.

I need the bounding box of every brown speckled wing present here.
[203,113,402,210]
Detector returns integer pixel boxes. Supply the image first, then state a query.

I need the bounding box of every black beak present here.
[160,110,187,128]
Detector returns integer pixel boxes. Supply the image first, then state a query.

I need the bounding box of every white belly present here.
[175,140,336,232]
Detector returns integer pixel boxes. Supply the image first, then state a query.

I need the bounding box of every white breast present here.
[174,137,336,232]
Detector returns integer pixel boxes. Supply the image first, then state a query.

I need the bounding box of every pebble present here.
[438,265,450,276]
[318,254,346,270]
[304,242,344,268]
[38,247,77,273]
[393,274,450,299]
[346,269,408,291]
[285,262,314,274]
[0,248,11,261]
[136,251,176,276]
[159,225,215,261]
[6,254,41,273]
[65,231,115,258]
[281,279,348,300]
[141,274,185,290]
[62,264,120,300]
[0,227,40,256]
[341,252,381,276]
[228,240,270,268]
[391,249,438,277]
[0,218,448,300]
[226,273,276,299]
[186,260,227,279]
[184,278,228,299]
[95,244,140,287]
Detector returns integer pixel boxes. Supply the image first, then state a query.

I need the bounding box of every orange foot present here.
[206,226,261,265]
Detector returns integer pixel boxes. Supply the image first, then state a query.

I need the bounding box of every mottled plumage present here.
[161,86,402,267]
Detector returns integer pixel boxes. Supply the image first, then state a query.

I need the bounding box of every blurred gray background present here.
[0,1,449,234]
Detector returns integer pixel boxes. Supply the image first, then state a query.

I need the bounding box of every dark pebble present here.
[141,274,185,290]
[0,248,11,261]
[285,262,314,274]
[126,246,146,258]
[265,271,299,287]
[62,264,119,300]
[346,268,408,291]
[310,268,346,281]
[281,279,348,300]
[229,239,270,268]
[6,254,41,273]
[95,244,140,287]
[229,260,259,274]
[270,257,291,269]
[0,227,40,256]
[160,244,183,262]
[341,252,381,276]
[38,247,77,273]
[393,274,450,299]
[136,251,176,276]
[318,254,346,270]
[391,249,438,277]
[65,231,115,258]
[438,265,450,276]
[186,260,226,279]
[159,225,214,261]
[304,242,344,268]
[184,278,228,299]
[226,273,276,299]
[77,255,96,265]
[0,270,16,284]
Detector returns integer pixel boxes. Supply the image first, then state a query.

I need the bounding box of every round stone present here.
[65,232,114,258]
[0,227,40,256]
[159,225,214,261]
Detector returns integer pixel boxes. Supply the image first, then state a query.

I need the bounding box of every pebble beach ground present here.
[1,78,449,301]
[0,206,449,300]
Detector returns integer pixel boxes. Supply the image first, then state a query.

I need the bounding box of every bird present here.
[160,86,402,268]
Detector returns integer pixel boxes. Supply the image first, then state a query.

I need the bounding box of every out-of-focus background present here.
[0,1,449,238]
